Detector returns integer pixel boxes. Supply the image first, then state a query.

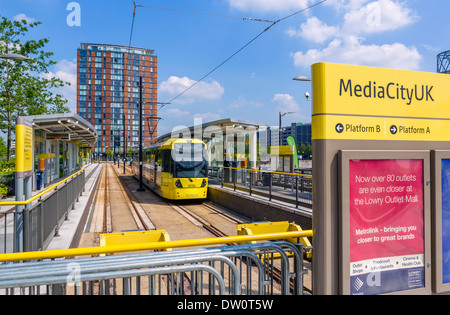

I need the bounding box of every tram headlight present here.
[175,179,183,188]
[201,179,207,187]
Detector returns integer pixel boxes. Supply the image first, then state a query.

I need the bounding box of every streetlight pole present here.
[279,111,295,146]
[1,52,31,253]
[123,106,126,174]
[0,53,31,162]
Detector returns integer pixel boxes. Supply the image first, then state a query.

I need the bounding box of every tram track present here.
[80,163,154,249]
[102,163,110,233]
[171,201,305,294]
[170,202,243,239]
[102,163,143,233]
[124,163,309,294]
[109,164,154,231]
[82,162,308,294]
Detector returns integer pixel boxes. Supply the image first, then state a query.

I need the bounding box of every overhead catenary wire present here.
[128,3,137,49]
[128,0,328,105]
[135,4,276,23]
[165,20,279,106]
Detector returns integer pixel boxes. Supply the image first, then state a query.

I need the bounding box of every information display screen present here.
[349,159,424,295]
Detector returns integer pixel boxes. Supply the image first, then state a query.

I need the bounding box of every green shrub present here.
[0,160,15,173]
[0,172,14,198]
[0,183,8,198]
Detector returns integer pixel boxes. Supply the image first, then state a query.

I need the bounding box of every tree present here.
[299,144,306,154]
[0,16,71,161]
[0,136,6,160]
[306,144,312,154]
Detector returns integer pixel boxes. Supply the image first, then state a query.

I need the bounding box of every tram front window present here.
[174,160,207,178]
[172,143,207,178]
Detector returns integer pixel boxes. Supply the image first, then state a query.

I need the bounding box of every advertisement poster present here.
[349,159,424,295]
[442,159,450,284]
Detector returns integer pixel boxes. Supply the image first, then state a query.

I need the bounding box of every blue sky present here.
[0,0,448,136]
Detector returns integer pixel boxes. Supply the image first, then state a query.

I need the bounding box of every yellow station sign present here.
[15,117,33,178]
[312,63,450,141]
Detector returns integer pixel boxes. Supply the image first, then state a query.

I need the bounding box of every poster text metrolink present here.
[339,79,434,106]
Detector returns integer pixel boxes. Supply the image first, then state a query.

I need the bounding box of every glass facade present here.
[291,123,312,148]
[76,43,158,158]
[264,123,312,149]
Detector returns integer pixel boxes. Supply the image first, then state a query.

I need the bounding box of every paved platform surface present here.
[46,163,102,250]
[40,165,312,250]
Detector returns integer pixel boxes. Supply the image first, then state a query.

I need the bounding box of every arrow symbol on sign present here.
[336,123,344,133]
[390,125,398,135]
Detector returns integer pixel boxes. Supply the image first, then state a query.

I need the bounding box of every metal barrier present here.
[238,221,312,259]
[0,241,305,295]
[0,169,86,253]
[212,167,312,209]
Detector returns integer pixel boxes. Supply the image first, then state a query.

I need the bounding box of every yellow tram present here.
[132,138,208,200]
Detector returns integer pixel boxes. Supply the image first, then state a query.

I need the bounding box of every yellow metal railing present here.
[222,166,312,178]
[0,230,313,263]
[100,230,172,252]
[238,222,313,259]
[219,166,312,208]
[0,168,86,207]
[100,230,171,247]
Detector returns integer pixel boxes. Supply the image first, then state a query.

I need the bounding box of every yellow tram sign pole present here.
[15,117,34,252]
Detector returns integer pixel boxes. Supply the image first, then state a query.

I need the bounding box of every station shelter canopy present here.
[156,118,267,144]
[21,113,98,189]
[25,113,98,146]
[155,118,268,169]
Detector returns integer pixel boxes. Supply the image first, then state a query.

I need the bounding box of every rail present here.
[209,166,312,208]
[0,230,312,262]
[0,168,86,253]
[0,241,306,295]
[0,168,86,207]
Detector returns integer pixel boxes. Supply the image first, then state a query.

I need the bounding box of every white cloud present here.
[290,0,421,70]
[342,0,417,34]
[159,76,224,104]
[13,14,35,24]
[273,93,298,112]
[227,0,312,13]
[193,112,221,122]
[40,59,77,112]
[165,108,190,117]
[323,0,371,11]
[229,95,263,109]
[292,36,421,70]
[272,94,309,122]
[287,17,338,43]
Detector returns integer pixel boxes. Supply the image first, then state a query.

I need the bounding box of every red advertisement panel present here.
[349,159,424,294]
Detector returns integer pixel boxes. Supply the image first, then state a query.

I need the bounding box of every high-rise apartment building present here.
[76,43,158,158]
